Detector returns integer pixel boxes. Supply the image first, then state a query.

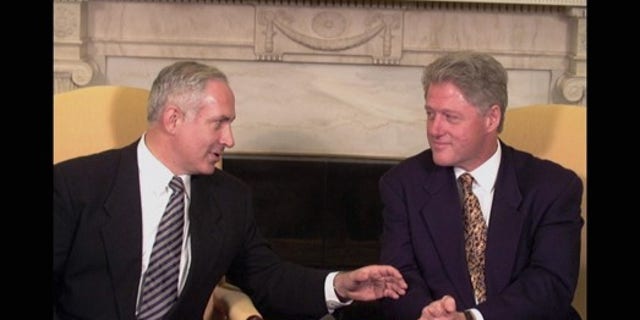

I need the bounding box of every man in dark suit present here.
[53,61,407,320]
[378,51,583,320]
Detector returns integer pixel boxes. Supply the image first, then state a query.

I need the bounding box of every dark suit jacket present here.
[379,141,583,320]
[53,141,330,320]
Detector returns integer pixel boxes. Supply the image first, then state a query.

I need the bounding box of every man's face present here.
[424,81,499,171]
[173,80,236,175]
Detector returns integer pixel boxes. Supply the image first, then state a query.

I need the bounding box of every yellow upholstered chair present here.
[499,104,587,319]
[54,85,262,320]
[54,85,149,164]
[204,281,264,320]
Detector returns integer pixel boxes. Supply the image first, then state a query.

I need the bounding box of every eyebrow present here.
[214,115,235,122]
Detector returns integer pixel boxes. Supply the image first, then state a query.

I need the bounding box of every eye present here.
[213,120,224,130]
[445,113,460,123]
[425,110,434,120]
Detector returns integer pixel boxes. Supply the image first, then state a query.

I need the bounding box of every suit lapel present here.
[419,166,476,307]
[101,144,143,319]
[485,144,525,297]
[178,173,225,299]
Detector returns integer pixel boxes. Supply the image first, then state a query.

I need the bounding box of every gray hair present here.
[421,51,508,132]
[147,61,229,122]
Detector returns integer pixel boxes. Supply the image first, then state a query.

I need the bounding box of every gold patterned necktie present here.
[459,173,487,303]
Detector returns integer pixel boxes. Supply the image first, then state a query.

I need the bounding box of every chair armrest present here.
[204,280,263,320]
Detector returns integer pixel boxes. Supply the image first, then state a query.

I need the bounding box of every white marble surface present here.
[403,9,568,54]
[57,0,585,158]
[107,57,549,159]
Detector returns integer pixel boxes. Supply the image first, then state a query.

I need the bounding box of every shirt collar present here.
[137,133,192,199]
[454,140,501,192]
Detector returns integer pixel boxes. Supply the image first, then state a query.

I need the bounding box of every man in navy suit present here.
[378,51,583,320]
[53,61,407,320]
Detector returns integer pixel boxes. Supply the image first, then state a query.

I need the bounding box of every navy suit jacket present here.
[53,141,330,320]
[379,141,583,320]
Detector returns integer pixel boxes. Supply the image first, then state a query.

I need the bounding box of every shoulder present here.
[54,146,130,182]
[53,146,138,213]
[502,143,582,193]
[192,168,252,197]
[383,150,433,177]
[212,168,250,190]
[380,149,448,188]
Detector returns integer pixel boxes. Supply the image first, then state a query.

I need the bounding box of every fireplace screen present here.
[223,154,398,269]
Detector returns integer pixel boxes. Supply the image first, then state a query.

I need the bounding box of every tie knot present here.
[168,176,185,194]
[458,173,474,192]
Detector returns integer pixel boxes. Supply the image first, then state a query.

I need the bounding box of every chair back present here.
[499,104,586,319]
[53,85,150,164]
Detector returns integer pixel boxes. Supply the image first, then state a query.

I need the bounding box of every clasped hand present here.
[418,295,466,320]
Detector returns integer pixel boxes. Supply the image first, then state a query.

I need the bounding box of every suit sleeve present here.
[478,171,583,319]
[53,166,77,318]
[378,174,433,320]
[224,185,330,320]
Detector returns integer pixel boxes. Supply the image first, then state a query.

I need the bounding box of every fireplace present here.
[223,153,398,268]
[222,153,399,320]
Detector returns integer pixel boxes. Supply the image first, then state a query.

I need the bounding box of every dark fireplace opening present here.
[222,154,399,320]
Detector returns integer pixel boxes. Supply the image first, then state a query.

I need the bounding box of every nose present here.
[427,115,442,137]
[221,124,235,148]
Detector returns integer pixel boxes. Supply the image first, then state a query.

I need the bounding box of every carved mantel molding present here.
[555,6,586,104]
[54,0,95,93]
[54,60,94,87]
[256,9,402,64]
[53,0,587,106]
[73,0,585,5]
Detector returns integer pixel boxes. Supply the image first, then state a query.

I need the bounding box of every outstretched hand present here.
[333,265,407,301]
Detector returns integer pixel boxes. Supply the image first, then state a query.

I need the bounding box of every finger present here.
[383,288,400,299]
[418,312,434,320]
[428,300,445,316]
[377,273,408,289]
[393,276,408,290]
[363,265,401,278]
[379,265,404,278]
[384,280,407,296]
[421,305,439,318]
[371,275,406,297]
[441,295,457,313]
[385,286,406,297]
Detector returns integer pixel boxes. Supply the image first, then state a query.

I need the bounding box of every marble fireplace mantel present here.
[53,0,587,159]
[54,0,586,99]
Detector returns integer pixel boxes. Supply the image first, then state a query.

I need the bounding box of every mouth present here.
[209,150,223,162]
[430,141,449,149]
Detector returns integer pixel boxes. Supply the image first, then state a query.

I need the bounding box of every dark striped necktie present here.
[138,176,185,319]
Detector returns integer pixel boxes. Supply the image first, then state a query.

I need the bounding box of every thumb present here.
[441,295,457,313]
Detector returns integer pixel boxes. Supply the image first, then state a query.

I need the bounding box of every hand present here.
[333,264,407,301]
[418,295,465,320]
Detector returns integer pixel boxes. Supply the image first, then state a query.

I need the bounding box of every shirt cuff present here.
[324,271,353,313]
[468,308,484,320]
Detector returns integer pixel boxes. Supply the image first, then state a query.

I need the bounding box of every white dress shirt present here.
[135,134,192,311]
[453,141,501,320]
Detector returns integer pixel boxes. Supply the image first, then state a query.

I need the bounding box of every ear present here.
[485,104,501,132]
[161,104,184,133]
